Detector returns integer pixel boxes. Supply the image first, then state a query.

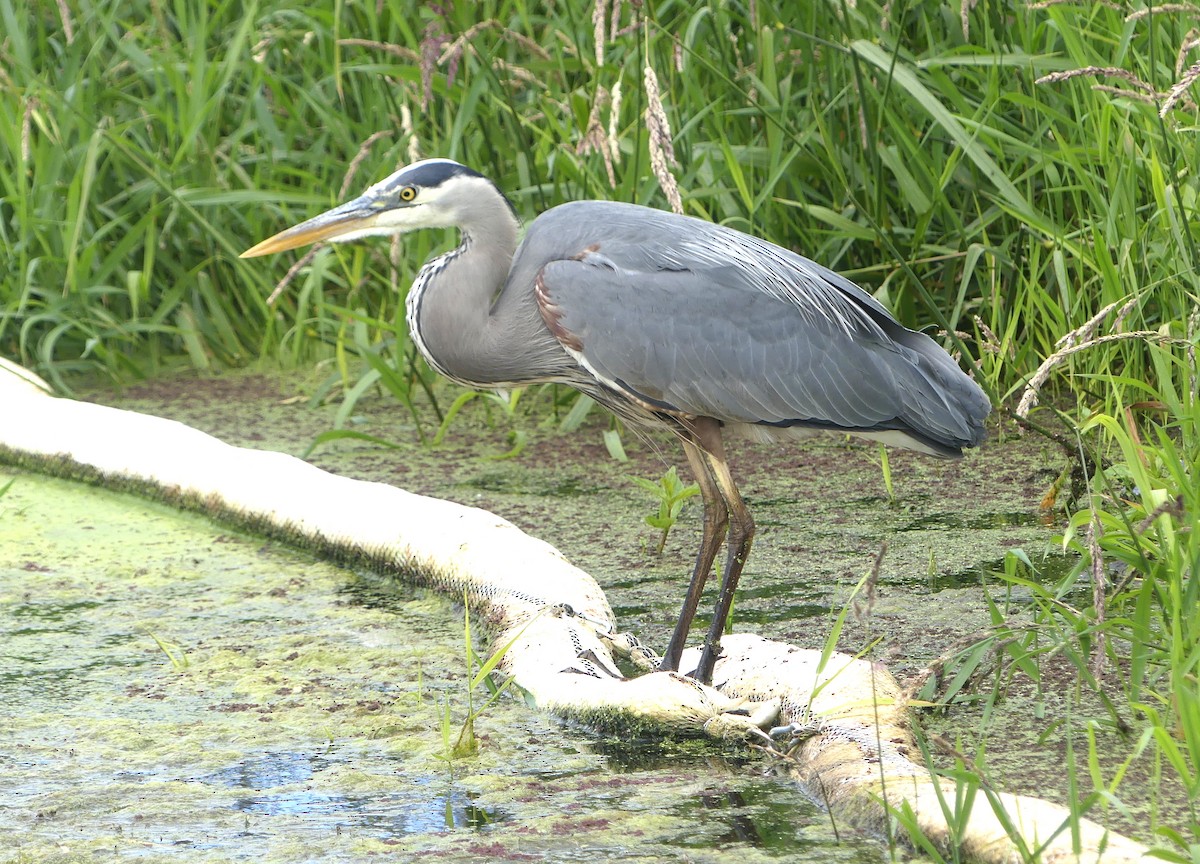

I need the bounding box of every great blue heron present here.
[242,159,991,684]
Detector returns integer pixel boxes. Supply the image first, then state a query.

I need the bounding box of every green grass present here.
[7,0,1195,400]
[2,0,1198,857]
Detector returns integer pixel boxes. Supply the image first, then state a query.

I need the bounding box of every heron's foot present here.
[768,720,823,742]
[552,602,613,632]
[600,629,660,674]
[703,699,782,739]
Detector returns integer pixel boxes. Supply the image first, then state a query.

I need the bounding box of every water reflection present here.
[897,510,1046,532]
[888,551,1083,594]
[337,574,419,613]
[205,750,505,835]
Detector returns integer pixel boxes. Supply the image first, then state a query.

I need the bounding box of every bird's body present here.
[438,198,986,457]
[243,159,991,683]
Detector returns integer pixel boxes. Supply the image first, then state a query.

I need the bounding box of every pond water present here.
[0,369,1184,860]
[0,473,888,862]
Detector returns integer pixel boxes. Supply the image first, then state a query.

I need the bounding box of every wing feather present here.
[521,202,990,455]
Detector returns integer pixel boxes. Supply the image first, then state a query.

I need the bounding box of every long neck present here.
[406,198,556,388]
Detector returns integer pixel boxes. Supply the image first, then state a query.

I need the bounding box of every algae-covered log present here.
[696,636,1153,864]
[0,357,1153,862]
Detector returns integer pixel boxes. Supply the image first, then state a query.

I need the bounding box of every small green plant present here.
[876,443,896,505]
[630,467,701,555]
[602,428,628,462]
[1058,398,1200,808]
[143,629,189,671]
[438,591,529,763]
[432,388,529,459]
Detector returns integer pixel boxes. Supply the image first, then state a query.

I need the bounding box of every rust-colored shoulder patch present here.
[534,266,584,353]
[572,243,601,261]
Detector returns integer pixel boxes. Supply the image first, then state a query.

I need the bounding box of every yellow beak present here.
[239,200,378,258]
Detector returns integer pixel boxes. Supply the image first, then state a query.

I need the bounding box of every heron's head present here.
[240,158,514,258]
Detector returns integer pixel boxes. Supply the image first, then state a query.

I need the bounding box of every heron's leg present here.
[658,431,728,672]
[692,429,755,685]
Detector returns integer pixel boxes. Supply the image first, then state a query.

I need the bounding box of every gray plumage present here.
[521,201,989,457]
[242,158,992,684]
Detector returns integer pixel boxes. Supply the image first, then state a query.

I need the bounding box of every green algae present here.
[2,368,1189,860]
[0,468,886,863]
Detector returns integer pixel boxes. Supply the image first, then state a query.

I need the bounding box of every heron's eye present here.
[399,186,417,202]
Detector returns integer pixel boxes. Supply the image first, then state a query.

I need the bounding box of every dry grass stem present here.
[1109,294,1141,333]
[337,39,420,62]
[1176,28,1200,76]
[55,0,75,44]
[613,19,644,38]
[1087,513,1107,677]
[1093,84,1159,104]
[1108,495,1187,599]
[426,29,542,96]
[928,735,1000,792]
[21,97,33,164]
[439,20,550,65]
[400,104,421,164]
[1015,295,1135,412]
[1189,306,1199,395]
[1126,3,1200,21]
[340,130,392,198]
[251,37,271,64]
[852,541,887,628]
[1018,331,1180,418]
[419,21,449,110]
[1028,0,1120,8]
[267,130,391,305]
[593,0,606,67]
[1134,495,1186,535]
[266,250,317,306]
[961,0,979,39]
[1037,62,1200,112]
[1035,66,1155,92]
[1162,58,1200,114]
[971,316,1011,361]
[643,65,683,214]
[576,87,618,188]
[608,80,622,165]
[491,57,545,89]
[1057,297,1129,351]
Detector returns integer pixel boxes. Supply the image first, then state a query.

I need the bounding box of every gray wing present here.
[521,201,990,456]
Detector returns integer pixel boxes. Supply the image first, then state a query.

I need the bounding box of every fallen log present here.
[0,357,1153,862]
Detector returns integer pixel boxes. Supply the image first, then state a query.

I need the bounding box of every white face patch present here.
[373,200,462,232]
